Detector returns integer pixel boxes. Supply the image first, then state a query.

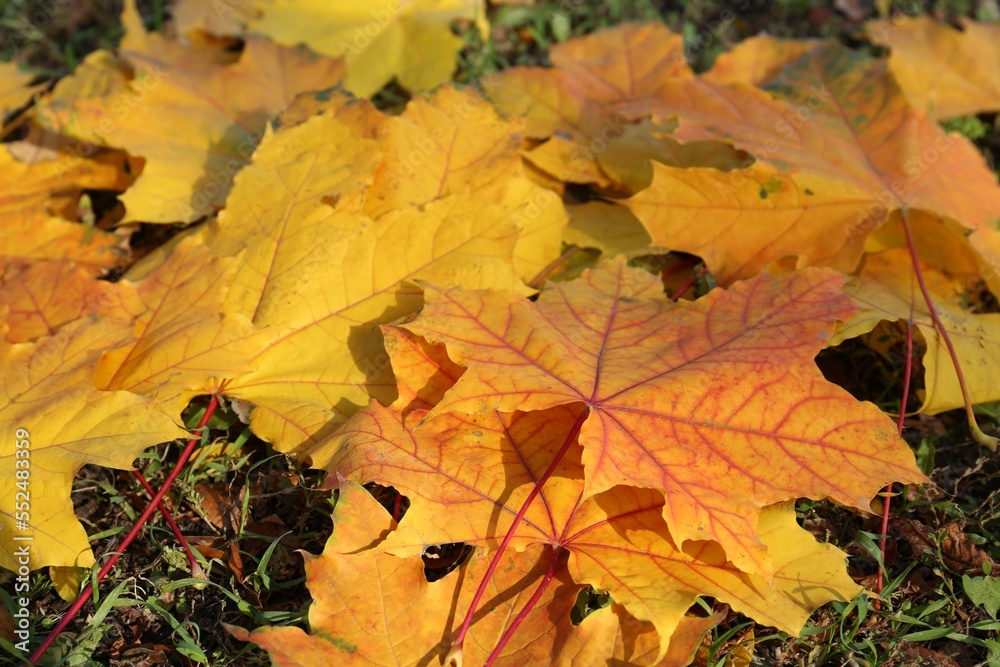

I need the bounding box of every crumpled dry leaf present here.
[890,519,998,576]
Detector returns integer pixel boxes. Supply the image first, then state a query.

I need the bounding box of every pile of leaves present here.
[2,1,1000,665]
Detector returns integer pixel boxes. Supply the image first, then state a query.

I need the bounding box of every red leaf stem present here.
[131,470,202,576]
[447,408,589,666]
[483,547,564,667]
[901,210,998,450]
[874,319,913,608]
[28,396,220,665]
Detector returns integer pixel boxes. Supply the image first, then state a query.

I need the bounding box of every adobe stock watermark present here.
[7,427,34,654]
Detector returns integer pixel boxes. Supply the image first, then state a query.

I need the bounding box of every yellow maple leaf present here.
[202,93,558,454]
[35,3,345,223]
[361,86,566,278]
[868,15,1000,119]
[0,319,187,571]
[92,231,267,420]
[249,0,488,97]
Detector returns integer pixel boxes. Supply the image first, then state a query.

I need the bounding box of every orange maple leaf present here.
[494,23,1000,286]
[396,259,926,577]
[305,323,864,663]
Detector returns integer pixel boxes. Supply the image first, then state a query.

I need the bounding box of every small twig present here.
[28,396,220,665]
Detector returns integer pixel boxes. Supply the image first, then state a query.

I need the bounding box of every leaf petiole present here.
[447,408,588,666]
[483,547,564,667]
[900,209,999,450]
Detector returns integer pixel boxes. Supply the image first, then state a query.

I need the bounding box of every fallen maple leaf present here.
[34,2,345,223]
[316,355,861,663]
[361,86,566,277]
[234,478,725,666]
[494,23,1000,287]
[248,0,488,98]
[205,89,560,454]
[632,40,1000,285]
[92,231,267,421]
[867,15,1000,119]
[398,259,925,577]
[0,318,187,570]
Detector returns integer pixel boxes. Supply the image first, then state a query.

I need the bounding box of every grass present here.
[0,0,167,79]
[2,0,1000,665]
